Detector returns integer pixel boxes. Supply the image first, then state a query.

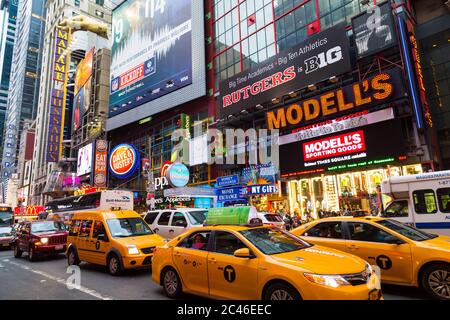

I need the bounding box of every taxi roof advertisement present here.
[108,0,206,126]
[218,23,351,118]
[280,119,406,177]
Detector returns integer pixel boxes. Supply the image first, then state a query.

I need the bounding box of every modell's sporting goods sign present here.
[109,144,140,179]
[218,23,351,118]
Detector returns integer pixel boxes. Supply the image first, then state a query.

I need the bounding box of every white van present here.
[45,190,134,222]
[380,171,450,236]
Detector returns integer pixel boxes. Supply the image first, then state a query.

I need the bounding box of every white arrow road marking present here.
[4,260,113,300]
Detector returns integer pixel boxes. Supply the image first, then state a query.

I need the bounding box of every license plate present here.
[55,245,64,250]
[2,243,9,247]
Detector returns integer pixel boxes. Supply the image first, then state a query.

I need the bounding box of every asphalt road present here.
[0,248,429,300]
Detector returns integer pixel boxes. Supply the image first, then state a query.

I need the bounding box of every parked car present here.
[257,212,285,229]
[0,226,15,249]
[144,209,208,239]
[14,220,68,261]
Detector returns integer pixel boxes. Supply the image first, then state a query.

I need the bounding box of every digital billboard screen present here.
[280,119,406,177]
[110,0,194,118]
[77,143,93,177]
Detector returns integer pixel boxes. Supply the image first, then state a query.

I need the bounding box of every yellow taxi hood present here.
[270,245,367,275]
[418,235,450,252]
[113,234,166,248]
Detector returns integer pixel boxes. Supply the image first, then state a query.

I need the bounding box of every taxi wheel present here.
[421,263,450,300]
[107,254,123,276]
[162,268,182,298]
[13,245,22,258]
[28,247,36,262]
[67,248,80,266]
[264,282,301,301]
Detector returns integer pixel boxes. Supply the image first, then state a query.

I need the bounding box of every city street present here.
[0,249,429,300]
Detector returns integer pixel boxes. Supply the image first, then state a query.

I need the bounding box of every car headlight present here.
[304,273,350,288]
[40,237,49,244]
[365,262,373,275]
[127,245,139,255]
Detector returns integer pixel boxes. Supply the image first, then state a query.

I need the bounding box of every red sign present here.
[119,63,144,89]
[303,130,366,161]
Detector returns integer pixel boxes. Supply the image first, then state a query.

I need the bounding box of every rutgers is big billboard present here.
[218,23,352,118]
[280,119,406,177]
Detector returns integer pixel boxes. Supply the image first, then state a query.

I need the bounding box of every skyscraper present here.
[1,0,45,181]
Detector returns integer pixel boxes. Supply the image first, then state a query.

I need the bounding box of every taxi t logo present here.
[376,255,392,270]
[224,265,236,283]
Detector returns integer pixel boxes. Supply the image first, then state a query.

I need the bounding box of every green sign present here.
[206,207,251,225]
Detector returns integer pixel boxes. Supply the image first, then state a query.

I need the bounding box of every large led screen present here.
[109,0,199,119]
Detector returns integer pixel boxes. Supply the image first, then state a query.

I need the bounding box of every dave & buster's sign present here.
[267,68,405,129]
[109,144,140,179]
[280,119,406,177]
[218,23,351,118]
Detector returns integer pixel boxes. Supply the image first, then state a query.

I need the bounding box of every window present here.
[213,231,247,255]
[144,212,159,225]
[376,219,437,242]
[106,218,153,238]
[95,0,104,5]
[413,189,438,214]
[171,212,188,227]
[157,212,171,226]
[304,221,343,239]
[382,200,409,218]
[437,188,450,213]
[69,220,80,236]
[92,221,106,239]
[178,231,211,251]
[78,220,93,238]
[347,222,395,243]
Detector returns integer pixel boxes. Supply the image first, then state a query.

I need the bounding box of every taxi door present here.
[343,221,413,284]
[76,220,95,262]
[301,221,348,252]
[172,231,210,296]
[89,220,111,266]
[207,231,259,300]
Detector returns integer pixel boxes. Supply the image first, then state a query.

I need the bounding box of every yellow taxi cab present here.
[66,209,165,275]
[151,206,382,300]
[291,216,450,300]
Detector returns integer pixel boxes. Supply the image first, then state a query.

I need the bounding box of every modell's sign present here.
[303,131,366,162]
[219,23,351,118]
[109,144,140,179]
[267,68,405,129]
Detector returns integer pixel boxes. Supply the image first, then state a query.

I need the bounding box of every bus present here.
[0,204,14,227]
[42,190,134,222]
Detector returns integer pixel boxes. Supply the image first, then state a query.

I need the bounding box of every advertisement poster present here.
[73,87,85,131]
[352,2,396,58]
[74,47,94,95]
[280,120,406,177]
[77,143,93,176]
[241,163,277,185]
[110,0,193,117]
[219,23,351,118]
[93,140,108,187]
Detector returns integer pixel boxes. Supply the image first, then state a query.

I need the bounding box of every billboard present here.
[110,0,197,118]
[218,23,351,118]
[74,48,94,95]
[352,1,397,58]
[77,143,93,177]
[109,144,140,179]
[93,140,108,187]
[73,87,84,131]
[280,120,406,177]
[46,28,70,163]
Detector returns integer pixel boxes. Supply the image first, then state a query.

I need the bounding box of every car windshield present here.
[106,218,153,238]
[187,210,208,225]
[0,212,13,227]
[31,221,66,233]
[264,214,283,222]
[376,219,438,241]
[0,227,12,237]
[240,227,311,255]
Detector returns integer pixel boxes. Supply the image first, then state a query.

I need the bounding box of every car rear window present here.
[264,214,282,222]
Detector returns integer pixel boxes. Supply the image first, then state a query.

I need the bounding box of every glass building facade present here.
[212,0,369,91]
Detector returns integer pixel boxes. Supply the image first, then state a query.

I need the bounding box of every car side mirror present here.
[234,248,251,258]
[98,233,108,242]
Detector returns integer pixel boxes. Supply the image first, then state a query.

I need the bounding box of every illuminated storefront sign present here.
[93,140,108,187]
[303,130,366,162]
[46,28,70,162]
[280,119,406,177]
[109,144,140,179]
[166,163,190,188]
[219,23,351,118]
[280,108,394,145]
[267,69,404,130]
